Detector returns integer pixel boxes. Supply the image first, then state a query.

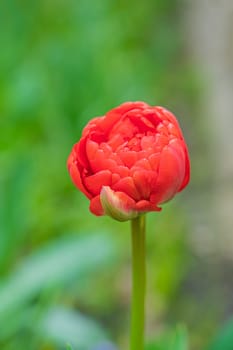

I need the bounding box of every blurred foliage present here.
[206,318,233,350]
[0,0,226,350]
[0,233,116,349]
[147,325,188,350]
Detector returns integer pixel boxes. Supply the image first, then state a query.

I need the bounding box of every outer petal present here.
[90,195,104,216]
[156,106,183,138]
[178,143,190,191]
[89,151,118,173]
[67,154,92,199]
[75,137,89,169]
[84,170,112,196]
[86,139,99,160]
[98,102,148,135]
[135,200,161,212]
[113,177,141,201]
[133,170,158,199]
[169,139,190,192]
[151,146,185,205]
[67,151,74,172]
[82,116,104,137]
[100,186,138,221]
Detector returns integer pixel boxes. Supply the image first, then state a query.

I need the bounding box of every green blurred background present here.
[1,1,233,350]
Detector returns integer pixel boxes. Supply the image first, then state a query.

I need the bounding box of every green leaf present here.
[206,318,233,350]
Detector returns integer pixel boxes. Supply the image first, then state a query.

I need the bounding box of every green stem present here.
[130,215,146,350]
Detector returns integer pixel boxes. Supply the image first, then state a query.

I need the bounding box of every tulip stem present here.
[130,215,146,350]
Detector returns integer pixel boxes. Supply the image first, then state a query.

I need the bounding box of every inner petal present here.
[113,177,141,201]
[109,118,137,142]
[118,150,138,168]
[133,170,157,199]
[85,170,112,195]
[141,135,155,150]
[89,149,118,173]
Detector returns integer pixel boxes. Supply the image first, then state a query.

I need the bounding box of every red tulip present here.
[67,102,190,221]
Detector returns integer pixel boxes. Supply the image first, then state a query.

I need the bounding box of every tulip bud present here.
[68,101,190,220]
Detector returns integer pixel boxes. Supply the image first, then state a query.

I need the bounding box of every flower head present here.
[67,102,190,221]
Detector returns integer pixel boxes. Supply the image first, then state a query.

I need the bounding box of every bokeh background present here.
[1,1,233,349]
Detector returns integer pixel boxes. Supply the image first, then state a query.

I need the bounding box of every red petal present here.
[86,139,99,160]
[168,123,180,138]
[151,145,185,204]
[112,165,129,178]
[68,162,92,199]
[156,107,183,138]
[148,153,160,171]
[169,139,190,192]
[82,116,104,137]
[178,143,190,191]
[107,133,125,150]
[67,152,75,172]
[135,200,161,212]
[142,109,161,128]
[84,170,112,196]
[112,173,121,184]
[113,177,141,200]
[169,139,185,164]
[133,170,157,199]
[118,150,138,168]
[76,136,89,168]
[140,135,155,150]
[126,112,154,133]
[132,158,152,171]
[90,195,104,216]
[110,118,136,141]
[110,101,149,117]
[89,149,117,173]
[99,101,145,135]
